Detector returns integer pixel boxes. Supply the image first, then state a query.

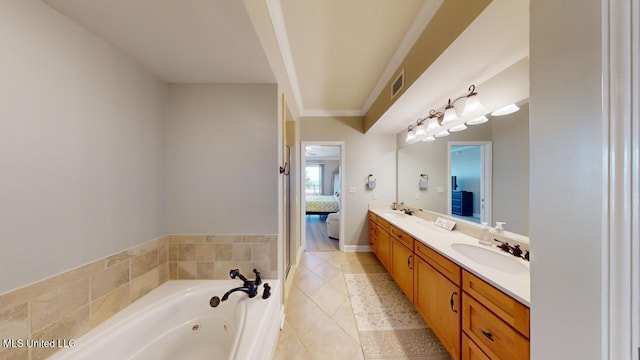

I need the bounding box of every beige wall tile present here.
[0,345,29,360]
[91,261,129,300]
[195,244,216,261]
[177,262,197,280]
[91,284,130,327]
[130,268,159,302]
[251,243,271,262]
[0,287,29,314]
[159,263,169,284]
[215,244,233,261]
[31,306,90,360]
[206,235,241,244]
[158,243,168,264]
[31,278,90,332]
[105,251,132,268]
[0,303,29,340]
[168,243,178,261]
[178,244,196,261]
[126,237,162,256]
[213,261,252,280]
[233,244,251,261]
[243,235,276,243]
[196,262,215,279]
[131,249,159,279]
[169,262,178,280]
[28,260,103,300]
[170,235,206,244]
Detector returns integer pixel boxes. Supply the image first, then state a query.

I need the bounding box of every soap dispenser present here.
[478,222,492,246]
[495,222,506,234]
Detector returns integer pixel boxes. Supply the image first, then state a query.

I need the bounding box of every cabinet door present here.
[369,220,377,254]
[461,334,490,360]
[376,226,392,271]
[391,239,413,301]
[414,256,461,359]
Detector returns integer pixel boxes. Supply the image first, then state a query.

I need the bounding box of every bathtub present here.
[50,280,282,360]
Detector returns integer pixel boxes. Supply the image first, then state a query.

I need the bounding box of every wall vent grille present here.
[391,69,405,99]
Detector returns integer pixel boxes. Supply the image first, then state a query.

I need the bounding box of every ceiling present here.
[42,0,529,135]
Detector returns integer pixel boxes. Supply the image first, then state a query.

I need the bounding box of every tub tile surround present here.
[0,233,276,360]
[168,234,278,281]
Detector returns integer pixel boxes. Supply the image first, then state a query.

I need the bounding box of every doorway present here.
[448,141,492,224]
[300,141,345,253]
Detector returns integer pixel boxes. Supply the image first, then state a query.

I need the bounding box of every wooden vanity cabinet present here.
[391,238,413,301]
[414,241,462,360]
[461,270,530,360]
[369,215,392,272]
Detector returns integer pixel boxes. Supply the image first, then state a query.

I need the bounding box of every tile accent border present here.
[0,233,277,360]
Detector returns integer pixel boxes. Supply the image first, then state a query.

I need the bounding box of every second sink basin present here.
[450,243,528,274]
[381,211,406,219]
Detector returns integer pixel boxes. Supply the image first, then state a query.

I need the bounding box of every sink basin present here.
[450,243,528,274]
[381,212,406,219]
[415,219,449,233]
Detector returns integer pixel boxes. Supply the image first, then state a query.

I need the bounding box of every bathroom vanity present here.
[368,209,530,360]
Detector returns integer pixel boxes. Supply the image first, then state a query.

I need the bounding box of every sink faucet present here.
[221,269,262,302]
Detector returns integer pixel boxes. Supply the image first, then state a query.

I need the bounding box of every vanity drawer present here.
[462,293,529,360]
[414,241,460,286]
[390,226,413,250]
[369,211,378,223]
[368,220,377,239]
[376,217,391,232]
[462,270,530,338]
[461,333,491,360]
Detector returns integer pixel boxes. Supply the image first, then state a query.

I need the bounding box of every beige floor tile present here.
[312,261,341,281]
[310,283,348,317]
[299,252,327,270]
[273,319,313,360]
[293,270,325,297]
[331,299,360,344]
[327,272,348,295]
[304,320,361,360]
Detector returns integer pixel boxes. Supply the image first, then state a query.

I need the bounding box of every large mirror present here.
[397,102,529,236]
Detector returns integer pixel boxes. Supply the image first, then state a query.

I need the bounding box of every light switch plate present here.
[373,192,378,200]
[349,186,356,193]
[437,186,444,193]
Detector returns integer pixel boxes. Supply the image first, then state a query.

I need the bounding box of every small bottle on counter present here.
[478,222,492,246]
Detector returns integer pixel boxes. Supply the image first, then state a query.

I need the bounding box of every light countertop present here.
[369,208,530,306]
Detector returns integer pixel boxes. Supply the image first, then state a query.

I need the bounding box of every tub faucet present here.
[221,269,262,302]
[221,284,258,302]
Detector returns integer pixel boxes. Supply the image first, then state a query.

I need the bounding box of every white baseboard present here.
[342,245,372,252]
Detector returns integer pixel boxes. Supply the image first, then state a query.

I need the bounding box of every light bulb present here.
[414,123,426,137]
[449,124,467,132]
[441,105,459,125]
[467,115,488,125]
[426,117,440,132]
[461,94,483,116]
[435,130,449,138]
[491,104,520,116]
[405,130,415,142]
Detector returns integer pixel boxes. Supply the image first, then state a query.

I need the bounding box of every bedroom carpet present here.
[344,273,451,359]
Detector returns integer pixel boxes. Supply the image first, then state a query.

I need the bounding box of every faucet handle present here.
[253,269,262,286]
[262,283,271,299]
[511,244,523,257]
[247,283,258,298]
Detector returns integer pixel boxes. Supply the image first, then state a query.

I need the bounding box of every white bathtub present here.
[50,280,282,360]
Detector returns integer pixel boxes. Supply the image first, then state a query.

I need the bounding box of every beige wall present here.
[301,117,396,248]
[167,84,278,234]
[530,0,604,358]
[0,0,168,295]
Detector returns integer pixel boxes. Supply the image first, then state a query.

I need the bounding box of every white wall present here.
[0,0,168,294]
[530,0,604,358]
[301,117,396,247]
[167,84,278,234]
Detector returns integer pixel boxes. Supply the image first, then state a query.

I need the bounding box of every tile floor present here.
[273,251,392,359]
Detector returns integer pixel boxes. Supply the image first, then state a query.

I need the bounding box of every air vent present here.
[391,69,405,99]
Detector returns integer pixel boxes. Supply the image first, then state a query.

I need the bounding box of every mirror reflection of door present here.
[448,142,492,224]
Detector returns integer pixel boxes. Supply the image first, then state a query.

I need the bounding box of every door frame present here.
[447,141,492,224]
[299,141,345,254]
